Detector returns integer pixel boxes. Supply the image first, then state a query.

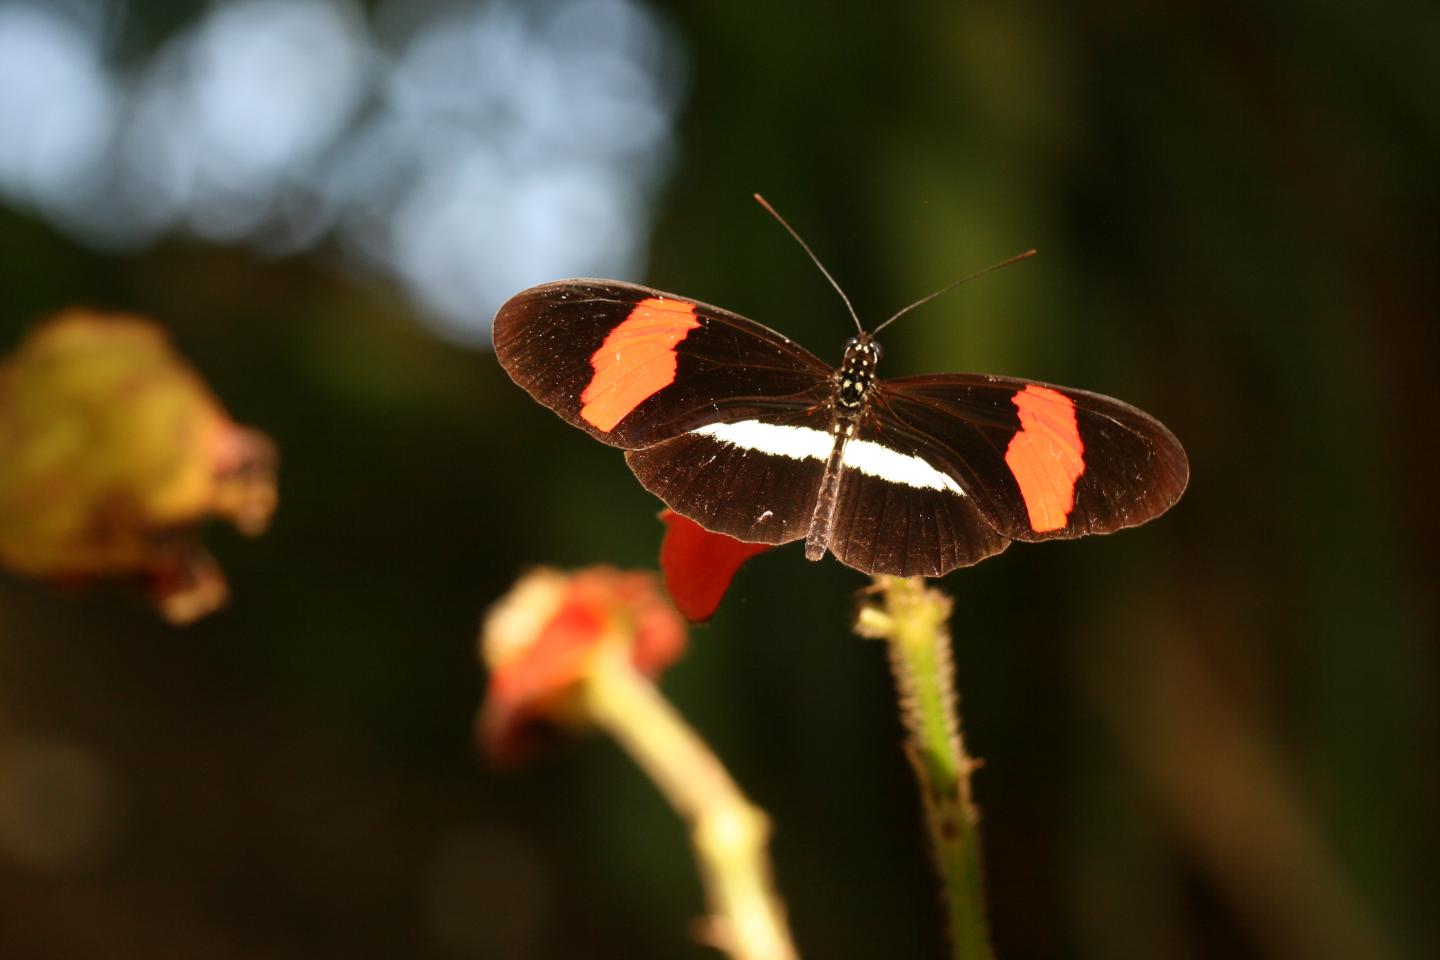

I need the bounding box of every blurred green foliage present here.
[1,1,1435,959]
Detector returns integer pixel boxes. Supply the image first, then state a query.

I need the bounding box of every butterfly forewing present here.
[493,280,833,449]
[873,374,1189,544]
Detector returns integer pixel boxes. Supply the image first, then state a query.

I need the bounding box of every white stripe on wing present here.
[844,439,965,495]
[690,420,832,460]
[690,419,965,495]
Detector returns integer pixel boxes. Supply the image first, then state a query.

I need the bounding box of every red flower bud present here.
[479,567,687,763]
[658,510,773,622]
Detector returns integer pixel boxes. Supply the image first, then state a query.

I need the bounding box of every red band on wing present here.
[1004,385,1086,532]
[579,298,700,432]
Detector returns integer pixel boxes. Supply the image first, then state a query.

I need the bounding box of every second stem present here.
[858,575,994,960]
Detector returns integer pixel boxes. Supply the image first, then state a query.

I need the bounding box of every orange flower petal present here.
[480,567,687,764]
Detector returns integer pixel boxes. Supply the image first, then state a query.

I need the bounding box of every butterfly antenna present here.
[870,248,1038,337]
[754,193,864,335]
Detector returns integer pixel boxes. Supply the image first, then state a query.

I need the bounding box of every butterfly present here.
[492,201,1188,578]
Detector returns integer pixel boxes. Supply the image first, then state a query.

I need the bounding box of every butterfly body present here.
[494,278,1188,577]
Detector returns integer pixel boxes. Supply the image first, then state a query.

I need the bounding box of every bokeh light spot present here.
[0,0,687,345]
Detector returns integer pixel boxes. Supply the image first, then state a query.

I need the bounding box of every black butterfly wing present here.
[623,409,834,546]
[624,369,1187,574]
[867,374,1189,548]
[493,279,833,449]
[825,409,1013,576]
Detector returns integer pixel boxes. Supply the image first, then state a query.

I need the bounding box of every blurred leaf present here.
[0,310,276,622]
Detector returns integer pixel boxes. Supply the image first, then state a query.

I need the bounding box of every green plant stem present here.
[857,576,994,960]
[581,641,799,960]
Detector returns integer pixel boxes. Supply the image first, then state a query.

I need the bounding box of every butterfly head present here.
[837,335,882,410]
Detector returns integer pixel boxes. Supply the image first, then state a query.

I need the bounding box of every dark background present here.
[1,1,1435,958]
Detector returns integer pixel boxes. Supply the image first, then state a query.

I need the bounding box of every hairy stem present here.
[582,642,799,960]
[857,576,994,960]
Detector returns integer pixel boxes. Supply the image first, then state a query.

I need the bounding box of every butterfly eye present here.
[871,341,884,363]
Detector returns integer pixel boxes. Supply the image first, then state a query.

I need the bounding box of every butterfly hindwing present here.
[624,412,834,546]
[826,412,1012,576]
[493,280,833,449]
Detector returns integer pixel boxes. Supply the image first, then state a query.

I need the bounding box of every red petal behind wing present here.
[658,509,774,622]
